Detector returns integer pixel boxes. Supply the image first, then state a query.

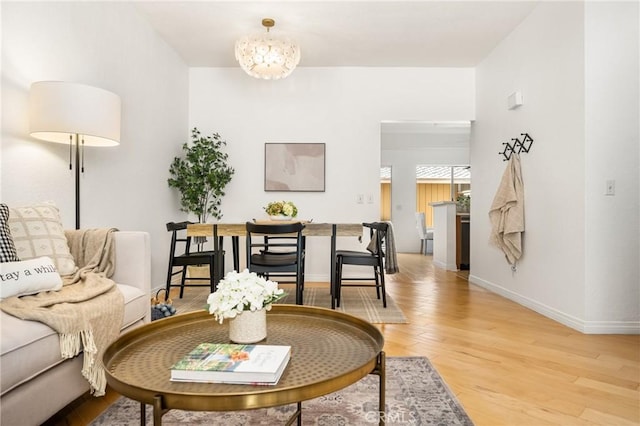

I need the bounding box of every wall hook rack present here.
[499,133,533,161]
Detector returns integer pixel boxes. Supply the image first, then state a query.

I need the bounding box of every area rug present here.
[91,357,473,425]
[170,286,407,324]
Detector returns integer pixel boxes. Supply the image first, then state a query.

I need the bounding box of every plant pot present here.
[229,308,267,344]
[270,215,292,221]
[187,265,210,281]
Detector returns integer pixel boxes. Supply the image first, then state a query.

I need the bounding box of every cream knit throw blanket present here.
[0,228,124,396]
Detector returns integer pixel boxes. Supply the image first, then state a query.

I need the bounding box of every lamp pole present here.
[74,134,81,230]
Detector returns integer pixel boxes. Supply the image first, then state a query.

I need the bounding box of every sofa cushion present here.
[0,256,62,299]
[0,283,146,396]
[0,204,19,263]
[119,282,149,330]
[7,203,77,276]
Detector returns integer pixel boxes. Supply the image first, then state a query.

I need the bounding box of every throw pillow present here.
[0,256,63,299]
[0,204,20,263]
[7,203,77,276]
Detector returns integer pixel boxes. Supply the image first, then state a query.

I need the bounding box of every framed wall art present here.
[264,143,325,192]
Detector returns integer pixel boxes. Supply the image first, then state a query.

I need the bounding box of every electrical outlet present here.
[605,179,615,196]
[356,194,364,204]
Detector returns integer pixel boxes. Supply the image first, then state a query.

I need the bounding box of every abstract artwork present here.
[264,143,325,192]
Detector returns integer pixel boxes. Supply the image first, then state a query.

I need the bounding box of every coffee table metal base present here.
[138,352,385,426]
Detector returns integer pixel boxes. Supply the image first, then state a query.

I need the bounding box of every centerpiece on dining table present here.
[264,200,298,221]
[207,269,286,343]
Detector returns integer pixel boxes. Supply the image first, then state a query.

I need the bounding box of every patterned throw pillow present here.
[7,203,77,276]
[0,204,20,263]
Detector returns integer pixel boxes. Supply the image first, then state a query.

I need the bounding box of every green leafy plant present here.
[456,194,470,212]
[168,128,235,222]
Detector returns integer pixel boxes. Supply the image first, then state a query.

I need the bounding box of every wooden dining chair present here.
[334,222,388,308]
[165,221,224,299]
[245,221,306,305]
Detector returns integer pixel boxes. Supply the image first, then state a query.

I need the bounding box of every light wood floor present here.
[49,253,639,426]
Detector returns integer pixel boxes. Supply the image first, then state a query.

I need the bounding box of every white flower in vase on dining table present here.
[264,201,298,218]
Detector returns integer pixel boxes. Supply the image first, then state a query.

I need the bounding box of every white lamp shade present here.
[29,81,121,146]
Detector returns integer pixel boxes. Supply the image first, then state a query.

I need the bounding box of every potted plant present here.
[264,200,298,220]
[207,269,286,343]
[456,194,470,213]
[168,128,235,223]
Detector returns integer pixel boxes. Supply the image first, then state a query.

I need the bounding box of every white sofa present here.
[0,231,151,426]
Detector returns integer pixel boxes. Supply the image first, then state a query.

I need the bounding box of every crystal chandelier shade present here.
[235,18,301,80]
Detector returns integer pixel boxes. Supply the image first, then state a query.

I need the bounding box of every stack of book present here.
[170,343,291,385]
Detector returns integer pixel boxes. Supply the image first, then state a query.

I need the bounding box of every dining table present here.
[187,221,364,308]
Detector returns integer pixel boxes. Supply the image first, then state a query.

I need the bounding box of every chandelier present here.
[235,18,301,80]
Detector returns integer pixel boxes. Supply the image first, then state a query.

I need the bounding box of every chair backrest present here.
[246,221,305,236]
[245,221,306,258]
[415,212,427,239]
[363,222,388,256]
[166,221,197,255]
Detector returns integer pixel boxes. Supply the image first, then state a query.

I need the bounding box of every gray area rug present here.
[92,357,473,425]
[169,286,407,324]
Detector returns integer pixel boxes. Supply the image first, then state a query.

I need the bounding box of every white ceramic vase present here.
[270,215,292,221]
[229,308,267,344]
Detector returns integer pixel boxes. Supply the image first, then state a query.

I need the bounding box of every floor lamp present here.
[28,81,121,229]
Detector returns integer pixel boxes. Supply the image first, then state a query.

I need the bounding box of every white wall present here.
[471,2,639,333]
[584,1,639,330]
[189,67,474,280]
[1,2,189,288]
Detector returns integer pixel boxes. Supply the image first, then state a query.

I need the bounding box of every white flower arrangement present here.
[264,200,298,218]
[207,269,286,324]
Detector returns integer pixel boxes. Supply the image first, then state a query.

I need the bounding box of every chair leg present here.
[300,256,306,304]
[373,265,381,300]
[165,268,173,301]
[296,265,304,305]
[214,254,224,293]
[336,257,344,308]
[331,257,337,309]
[179,267,188,299]
[378,263,387,308]
[298,278,304,305]
[209,260,216,294]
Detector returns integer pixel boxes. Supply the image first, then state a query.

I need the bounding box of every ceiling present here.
[135,1,539,68]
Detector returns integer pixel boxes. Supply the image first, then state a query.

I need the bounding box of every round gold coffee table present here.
[103,304,385,425]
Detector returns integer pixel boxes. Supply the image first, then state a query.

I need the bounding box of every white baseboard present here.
[433,259,458,271]
[469,274,640,335]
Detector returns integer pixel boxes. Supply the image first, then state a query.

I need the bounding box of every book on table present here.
[170,343,291,385]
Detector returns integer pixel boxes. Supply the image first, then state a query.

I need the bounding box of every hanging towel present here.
[384,221,400,274]
[489,154,525,265]
[365,222,399,274]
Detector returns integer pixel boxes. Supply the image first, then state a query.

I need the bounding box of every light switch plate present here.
[605,180,615,196]
[508,91,523,109]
